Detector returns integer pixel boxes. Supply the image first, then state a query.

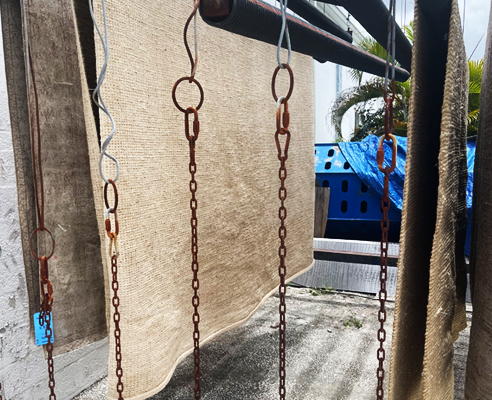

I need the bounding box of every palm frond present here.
[330,79,387,140]
[349,68,364,85]
[468,108,480,126]
[404,21,414,42]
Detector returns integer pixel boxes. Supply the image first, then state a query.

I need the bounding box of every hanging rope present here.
[172,1,204,398]
[376,1,397,399]
[89,1,124,398]
[22,1,57,397]
[273,2,293,397]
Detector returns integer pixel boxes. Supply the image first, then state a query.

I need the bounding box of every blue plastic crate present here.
[315,143,401,242]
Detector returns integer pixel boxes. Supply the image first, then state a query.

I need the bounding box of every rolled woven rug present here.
[465,3,492,399]
[389,0,468,399]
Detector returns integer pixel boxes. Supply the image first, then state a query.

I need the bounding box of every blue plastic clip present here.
[33,312,54,346]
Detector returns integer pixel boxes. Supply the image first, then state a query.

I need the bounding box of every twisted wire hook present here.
[184,0,200,80]
[89,0,120,184]
[277,0,292,68]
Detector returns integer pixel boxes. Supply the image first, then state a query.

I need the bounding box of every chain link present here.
[377,0,397,396]
[43,299,56,400]
[173,3,204,397]
[376,170,390,400]
[111,255,124,399]
[104,180,124,400]
[273,64,293,400]
[185,107,201,400]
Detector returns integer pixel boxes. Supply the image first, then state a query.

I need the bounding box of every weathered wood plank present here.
[295,239,471,302]
[314,248,398,267]
[314,186,330,238]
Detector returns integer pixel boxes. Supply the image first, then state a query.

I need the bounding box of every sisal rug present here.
[74,1,315,399]
[464,2,492,398]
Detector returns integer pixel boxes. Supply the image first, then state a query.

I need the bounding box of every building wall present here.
[313,60,358,143]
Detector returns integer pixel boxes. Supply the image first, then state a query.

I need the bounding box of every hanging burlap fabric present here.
[388,0,468,399]
[464,4,492,398]
[1,0,107,356]
[73,1,315,399]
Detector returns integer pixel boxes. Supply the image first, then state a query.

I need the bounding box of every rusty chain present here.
[376,0,397,397]
[188,108,201,400]
[26,50,57,399]
[104,180,124,400]
[44,298,56,400]
[272,63,293,400]
[173,2,204,398]
[88,2,125,396]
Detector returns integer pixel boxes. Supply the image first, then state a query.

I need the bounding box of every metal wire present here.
[88,0,120,184]
[384,0,397,91]
[377,2,397,399]
[277,0,292,68]
[22,3,57,398]
[184,0,200,79]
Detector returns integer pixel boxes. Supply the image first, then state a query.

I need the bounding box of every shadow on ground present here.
[76,288,471,400]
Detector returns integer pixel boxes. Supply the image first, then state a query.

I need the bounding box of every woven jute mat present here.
[388,0,468,399]
[73,1,315,399]
[464,3,492,399]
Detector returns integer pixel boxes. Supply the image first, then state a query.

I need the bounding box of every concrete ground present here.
[75,287,472,400]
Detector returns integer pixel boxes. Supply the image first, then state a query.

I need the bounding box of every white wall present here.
[0,17,108,400]
[313,60,357,143]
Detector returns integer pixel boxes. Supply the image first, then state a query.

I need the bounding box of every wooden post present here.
[314,187,330,238]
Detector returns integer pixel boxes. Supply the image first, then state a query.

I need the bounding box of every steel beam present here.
[286,0,353,43]
[317,0,413,71]
[200,0,410,81]
[203,0,353,42]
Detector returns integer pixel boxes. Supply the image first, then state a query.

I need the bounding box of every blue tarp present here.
[338,135,476,255]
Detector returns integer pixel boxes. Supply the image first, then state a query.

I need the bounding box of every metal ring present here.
[377,134,398,174]
[172,77,204,113]
[104,179,119,213]
[276,96,285,109]
[272,64,294,103]
[30,227,55,261]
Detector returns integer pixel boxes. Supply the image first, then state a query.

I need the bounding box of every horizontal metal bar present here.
[200,0,410,81]
[314,248,399,267]
[314,248,470,272]
[202,0,232,19]
[286,0,353,43]
[317,0,413,71]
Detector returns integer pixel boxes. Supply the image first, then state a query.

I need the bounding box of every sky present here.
[375,0,490,60]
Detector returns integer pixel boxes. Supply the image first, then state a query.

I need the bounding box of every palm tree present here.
[468,59,483,135]
[331,21,482,141]
[330,36,411,141]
